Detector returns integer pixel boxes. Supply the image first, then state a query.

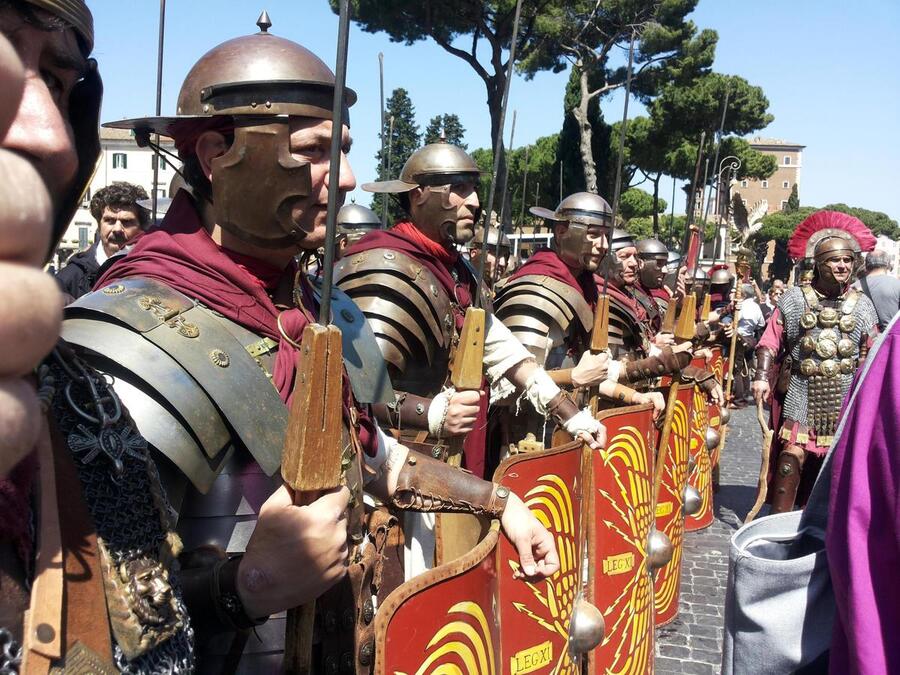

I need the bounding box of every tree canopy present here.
[472,133,561,227]
[423,113,467,149]
[749,204,900,280]
[371,87,420,224]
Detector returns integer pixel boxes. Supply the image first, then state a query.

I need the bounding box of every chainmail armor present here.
[778,286,877,437]
[47,355,195,674]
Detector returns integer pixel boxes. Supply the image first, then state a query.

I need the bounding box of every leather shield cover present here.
[589,403,657,675]
[653,383,694,626]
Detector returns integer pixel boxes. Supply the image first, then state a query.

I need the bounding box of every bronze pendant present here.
[837,338,855,358]
[815,339,838,359]
[799,335,816,354]
[818,328,838,342]
[800,312,818,329]
[818,307,839,328]
[819,359,839,378]
[799,358,818,377]
[840,358,855,374]
[839,315,857,333]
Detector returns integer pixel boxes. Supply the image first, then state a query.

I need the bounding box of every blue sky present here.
[90,0,899,221]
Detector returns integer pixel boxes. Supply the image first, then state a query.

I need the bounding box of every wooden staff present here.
[745,398,773,523]
[282,1,352,669]
[653,295,697,505]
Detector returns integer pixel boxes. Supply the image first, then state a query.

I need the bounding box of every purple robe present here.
[826,315,900,674]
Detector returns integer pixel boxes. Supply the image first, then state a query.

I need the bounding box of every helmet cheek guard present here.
[554,220,593,270]
[211,122,313,248]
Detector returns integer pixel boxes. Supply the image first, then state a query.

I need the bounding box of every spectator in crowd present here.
[724,283,765,408]
[856,249,900,329]
[54,181,149,300]
[760,279,785,322]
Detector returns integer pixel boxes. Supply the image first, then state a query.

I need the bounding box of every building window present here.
[77,224,90,250]
[155,188,166,200]
[81,187,91,207]
[780,200,788,209]
[112,152,127,169]
[761,180,769,189]
[740,180,748,188]
[783,156,791,166]
[782,181,790,189]
[151,155,168,171]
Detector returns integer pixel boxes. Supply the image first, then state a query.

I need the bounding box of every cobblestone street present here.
[655,406,764,674]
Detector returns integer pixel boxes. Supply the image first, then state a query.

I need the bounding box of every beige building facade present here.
[735,137,805,215]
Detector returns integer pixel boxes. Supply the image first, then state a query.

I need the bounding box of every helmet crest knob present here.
[257,10,272,33]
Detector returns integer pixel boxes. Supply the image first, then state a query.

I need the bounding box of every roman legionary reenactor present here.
[493,193,666,437]
[468,224,512,290]
[61,20,559,673]
[752,210,878,512]
[636,237,679,317]
[602,230,723,404]
[335,142,605,479]
[336,202,383,255]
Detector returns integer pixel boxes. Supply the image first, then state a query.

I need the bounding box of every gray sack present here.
[721,339,884,674]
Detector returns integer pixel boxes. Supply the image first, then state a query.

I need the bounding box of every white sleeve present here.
[482,312,533,384]
[362,426,400,486]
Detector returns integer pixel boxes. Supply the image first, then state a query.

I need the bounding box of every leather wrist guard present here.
[546,390,580,426]
[373,390,432,430]
[754,348,775,382]
[622,347,691,382]
[179,549,268,635]
[391,453,510,517]
[682,366,717,393]
[692,321,711,346]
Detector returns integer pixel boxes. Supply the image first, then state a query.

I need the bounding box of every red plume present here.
[787,210,876,260]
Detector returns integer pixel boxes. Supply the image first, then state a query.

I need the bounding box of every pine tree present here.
[372,88,421,224]
[784,183,799,212]
[423,114,467,149]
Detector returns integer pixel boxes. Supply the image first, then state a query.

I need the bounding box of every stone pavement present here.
[655,406,765,674]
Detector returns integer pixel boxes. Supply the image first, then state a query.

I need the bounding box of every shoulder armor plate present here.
[308,276,394,404]
[335,249,454,388]
[65,277,287,491]
[495,275,592,352]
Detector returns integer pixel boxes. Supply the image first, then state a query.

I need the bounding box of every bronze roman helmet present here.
[636,238,669,289]
[362,141,483,245]
[601,227,637,283]
[471,225,512,253]
[22,0,102,259]
[104,12,356,249]
[530,192,612,271]
[337,203,381,246]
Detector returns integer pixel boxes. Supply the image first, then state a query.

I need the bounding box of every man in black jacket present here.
[54,181,148,299]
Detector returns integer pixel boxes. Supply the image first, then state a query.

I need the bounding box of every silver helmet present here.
[636,238,670,290]
[709,267,734,286]
[337,203,382,246]
[362,142,483,245]
[530,192,612,271]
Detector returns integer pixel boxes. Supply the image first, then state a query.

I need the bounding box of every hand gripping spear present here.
[281,2,353,671]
